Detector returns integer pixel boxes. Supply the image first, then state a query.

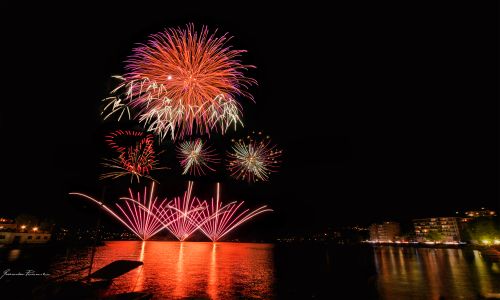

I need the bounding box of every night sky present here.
[2,3,498,237]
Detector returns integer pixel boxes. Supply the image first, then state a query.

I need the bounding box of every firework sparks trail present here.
[227,133,282,182]
[197,183,273,241]
[102,24,256,140]
[68,192,145,240]
[69,183,166,241]
[176,139,219,175]
[70,183,194,241]
[70,183,272,242]
[105,130,147,152]
[152,181,209,241]
[113,183,166,240]
[101,130,165,182]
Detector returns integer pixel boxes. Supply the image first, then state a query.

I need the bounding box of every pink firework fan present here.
[102,24,256,140]
[69,183,165,241]
[197,183,273,241]
[176,138,219,176]
[70,182,273,242]
[152,182,207,241]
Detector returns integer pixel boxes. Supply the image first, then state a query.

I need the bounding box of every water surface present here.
[373,246,500,299]
[1,242,499,299]
[50,241,274,299]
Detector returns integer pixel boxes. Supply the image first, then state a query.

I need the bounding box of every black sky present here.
[1,2,498,237]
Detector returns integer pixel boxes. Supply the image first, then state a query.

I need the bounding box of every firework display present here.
[69,183,167,240]
[74,23,279,246]
[114,183,167,240]
[102,24,256,140]
[70,183,197,241]
[177,139,219,176]
[155,182,207,241]
[198,183,273,241]
[101,130,164,182]
[105,130,148,152]
[70,182,271,242]
[69,192,145,239]
[227,133,282,182]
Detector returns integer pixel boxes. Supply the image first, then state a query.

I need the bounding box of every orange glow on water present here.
[208,243,217,299]
[87,241,274,299]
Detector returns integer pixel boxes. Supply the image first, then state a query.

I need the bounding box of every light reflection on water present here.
[50,241,275,299]
[7,249,21,262]
[374,246,500,299]
[5,242,498,299]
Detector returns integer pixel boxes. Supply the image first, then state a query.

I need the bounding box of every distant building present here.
[413,217,461,242]
[0,232,51,244]
[369,222,400,242]
[0,218,17,231]
[458,217,474,230]
[0,217,51,245]
[464,208,497,218]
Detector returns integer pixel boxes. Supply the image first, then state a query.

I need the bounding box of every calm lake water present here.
[373,246,500,299]
[1,241,499,299]
[51,242,275,299]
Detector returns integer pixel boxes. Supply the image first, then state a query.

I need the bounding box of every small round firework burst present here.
[102,24,256,140]
[226,132,282,182]
[176,139,219,176]
[101,130,164,182]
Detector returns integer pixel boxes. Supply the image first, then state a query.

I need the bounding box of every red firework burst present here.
[101,130,163,182]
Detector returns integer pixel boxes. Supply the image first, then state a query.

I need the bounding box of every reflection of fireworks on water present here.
[177,139,219,176]
[227,133,282,182]
[102,24,256,140]
[101,130,165,182]
[198,183,272,241]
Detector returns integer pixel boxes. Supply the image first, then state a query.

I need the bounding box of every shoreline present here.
[2,239,499,252]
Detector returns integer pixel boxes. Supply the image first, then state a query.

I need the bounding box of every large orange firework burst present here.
[103,24,256,140]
